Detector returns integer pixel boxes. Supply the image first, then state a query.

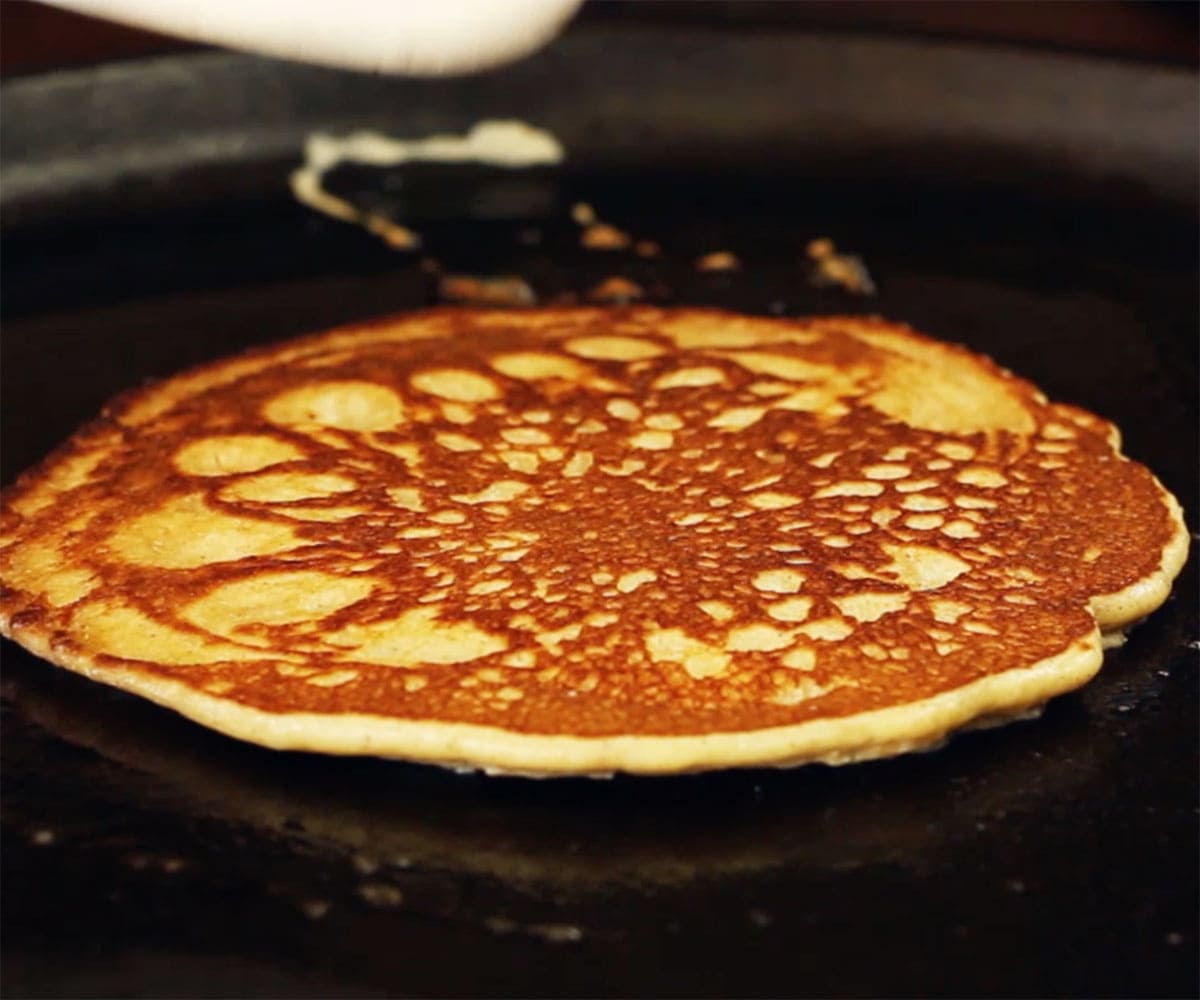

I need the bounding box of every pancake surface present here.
[0,308,1187,775]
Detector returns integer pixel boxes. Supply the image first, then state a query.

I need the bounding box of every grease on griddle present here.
[357,882,405,908]
[486,915,584,944]
[299,899,331,920]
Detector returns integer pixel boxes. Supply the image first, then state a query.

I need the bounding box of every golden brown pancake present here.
[0,308,1187,775]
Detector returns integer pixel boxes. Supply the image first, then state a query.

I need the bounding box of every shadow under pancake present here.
[4,547,1192,899]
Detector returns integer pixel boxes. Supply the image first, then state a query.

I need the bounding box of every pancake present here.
[0,308,1187,775]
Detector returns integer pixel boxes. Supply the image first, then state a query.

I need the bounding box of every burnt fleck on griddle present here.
[2,25,1197,999]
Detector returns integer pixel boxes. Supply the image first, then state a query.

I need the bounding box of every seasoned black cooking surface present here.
[2,31,1197,999]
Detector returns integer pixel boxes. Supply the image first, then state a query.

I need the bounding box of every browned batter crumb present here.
[696,251,741,272]
[581,223,632,251]
[570,203,597,227]
[587,277,645,303]
[437,275,537,307]
[806,238,875,296]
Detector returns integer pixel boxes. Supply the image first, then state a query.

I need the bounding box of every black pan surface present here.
[1,26,1197,999]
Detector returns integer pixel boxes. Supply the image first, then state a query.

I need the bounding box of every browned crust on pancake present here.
[0,307,1188,774]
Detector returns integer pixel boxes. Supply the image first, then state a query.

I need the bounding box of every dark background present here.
[2,0,1198,75]
[1,3,1197,998]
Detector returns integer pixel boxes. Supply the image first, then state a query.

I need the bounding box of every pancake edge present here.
[1089,481,1190,630]
[1,618,1102,777]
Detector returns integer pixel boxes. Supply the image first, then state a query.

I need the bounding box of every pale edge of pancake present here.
[1,477,1185,777]
[1091,484,1190,646]
[0,611,1100,777]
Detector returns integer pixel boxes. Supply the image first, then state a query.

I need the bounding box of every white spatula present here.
[42,0,584,75]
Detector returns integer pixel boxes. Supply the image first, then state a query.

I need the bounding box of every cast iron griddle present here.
[2,25,1197,998]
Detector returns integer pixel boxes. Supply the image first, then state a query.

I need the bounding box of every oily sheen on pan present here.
[0,308,1187,776]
